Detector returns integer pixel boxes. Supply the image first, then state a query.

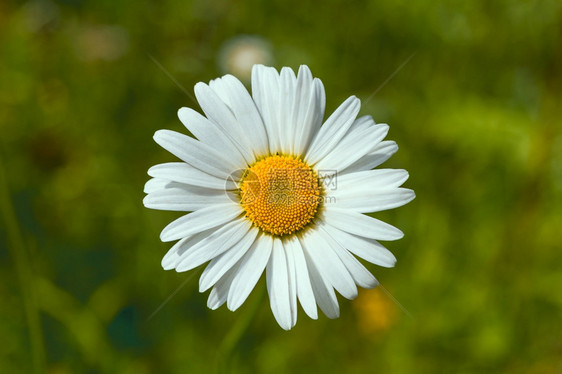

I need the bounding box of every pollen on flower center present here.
[239,155,322,236]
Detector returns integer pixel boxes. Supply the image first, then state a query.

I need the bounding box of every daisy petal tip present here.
[381,220,406,241]
[276,318,292,331]
[227,290,247,312]
[152,129,163,142]
[194,81,206,90]
[154,128,170,136]
[402,169,410,178]
[409,188,416,200]
[327,310,340,320]
[378,123,390,133]
[280,66,295,76]
[251,63,263,71]
[174,262,192,273]
[193,81,209,97]
[146,165,167,179]
[142,195,151,208]
[159,231,173,243]
[209,77,222,85]
[297,64,312,75]
[365,279,380,289]
[341,95,361,113]
[207,300,220,310]
[199,272,219,293]
[153,129,174,146]
[379,224,405,241]
[198,281,211,293]
[142,179,153,194]
[226,301,238,312]
[403,188,416,204]
[161,261,175,271]
[222,73,240,83]
[251,64,268,76]
[271,306,293,331]
[177,106,190,119]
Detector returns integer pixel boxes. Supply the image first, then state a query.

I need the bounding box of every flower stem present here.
[216,282,265,374]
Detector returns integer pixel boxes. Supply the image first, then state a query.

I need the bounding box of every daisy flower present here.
[143,64,414,330]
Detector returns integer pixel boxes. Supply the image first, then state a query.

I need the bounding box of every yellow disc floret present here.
[239,155,322,236]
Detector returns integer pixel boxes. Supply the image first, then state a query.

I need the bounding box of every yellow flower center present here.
[239,155,322,236]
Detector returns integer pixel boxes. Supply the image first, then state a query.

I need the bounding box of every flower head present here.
[143,65,414,330]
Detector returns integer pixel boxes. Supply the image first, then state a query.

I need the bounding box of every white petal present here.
[194,83,254,164]
[305,96,361,165]
[161,236,187,270]
[251,65,281,151]
[161,226,220,270]
[266,238,292,330]
[318,224,378,289]
[318,115,375,165]
[174,218,252,272]
[227,234,273,311]
[153,130,239,178]
[148,162,236,190]
[199,227,259,292]
[296,77,326,156]
[299,235,339,319]
[350,115,376,131]
[337,252,379,289]
[332,188,416,213]
[159,203,242,242]
[277,67,297,154]
[342,140,398,174]
[322,207,404,241]
[284,235,317,319]
[300,229,357,300]
[207,77,232,107]
[252,65,327,156]
[282,236,298,327]
[314,124,389,172]
[291,66,314,155]
[144,178,170,193]
[144,186,235,211]
[336,169,410,191]
[322,223,397,268]
[207,265,239,310]
[210,75,270,156]
[177,107,247,166]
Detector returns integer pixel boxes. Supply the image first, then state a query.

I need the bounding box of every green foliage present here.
[1,0,561,372]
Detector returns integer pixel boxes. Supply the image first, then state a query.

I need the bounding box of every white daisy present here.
[144,64,415,330]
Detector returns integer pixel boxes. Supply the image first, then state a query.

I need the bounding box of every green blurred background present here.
[1,0,561,373]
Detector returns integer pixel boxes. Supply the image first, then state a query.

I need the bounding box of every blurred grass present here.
[1,0,561,373]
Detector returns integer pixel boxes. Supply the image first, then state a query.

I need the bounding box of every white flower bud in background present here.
[217,35,274,82]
